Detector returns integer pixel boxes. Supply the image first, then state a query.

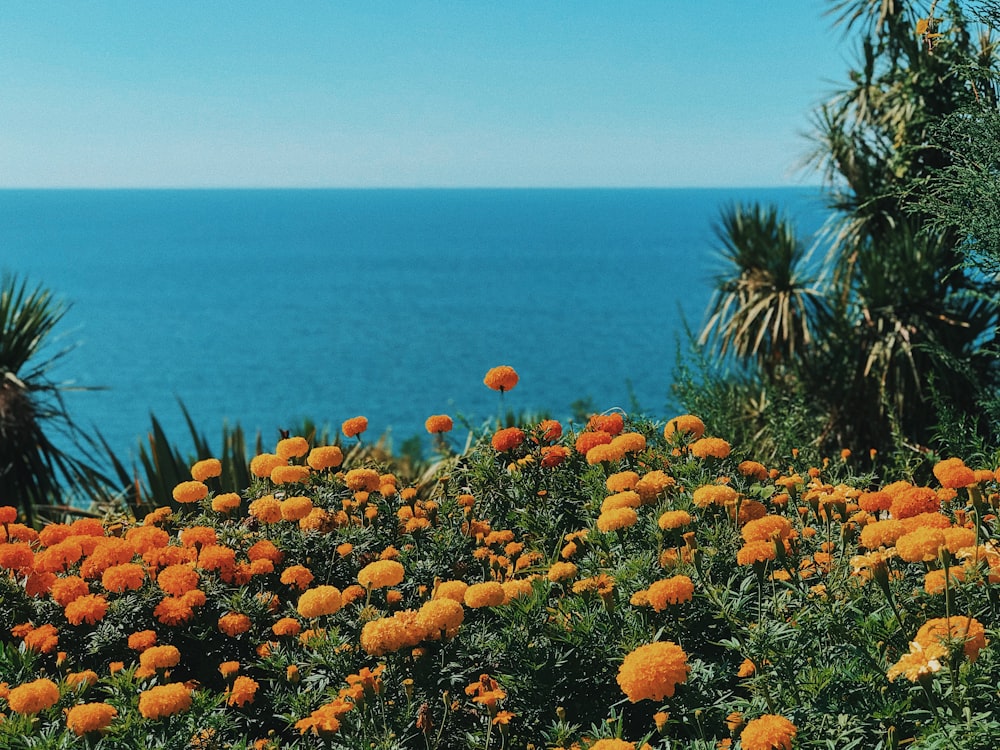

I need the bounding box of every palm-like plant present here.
[699,204,828,380]
[0,274,113,525]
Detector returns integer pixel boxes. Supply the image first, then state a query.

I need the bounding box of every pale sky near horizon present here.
[1,1,860,188]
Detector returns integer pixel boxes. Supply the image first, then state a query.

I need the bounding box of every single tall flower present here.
[484,365,519,392]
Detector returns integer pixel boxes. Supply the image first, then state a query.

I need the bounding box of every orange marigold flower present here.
[588,413,625,436]
[587,443,625,464]
[434,580,469,602]
[663,414,705,441]
[248,496,283,523]
[0,505,17,524]
[887,639,948,682]
[280,564,314,590]
[23,623,59,654]
[272,617,302,637]
[219,613,252,637]
[180,526,217,548]
[190,458,222,482]
[158,564,200,596]
[425,414,453,433]
[417,598,465,639]
[65,594,108,625]
[280,495,314,521]
[483,365,519,392]
[689,437,731,459]
[358,559,405,589]
[139,644,181,672]
[342,416,368,438]
[228,675,259,707]
[138,683,192,719]
[693,484,738,508]
[933,457,977,489]
[741,515,794,544]
[547,561,578,582]
[491,427,525,452]
[646,575,694,610]
[540,445,570,468]
[658,510,692,530]
[297,585,343,618]
[915,616,988,662]
[127,630,157,652]
[50,575,90,607]
[895,528,946,563]
[859,518,905,549]
[858,490,892,513]
[250,453,285,479]
[154,596,195,626]
[537,419,562,441]
[589,741,635,750]
[736,541,776,566]
[889,486,940,520]
[617,641,689,702]
[307,445,344,471]
[597,507,638,533]
[607,471,640,493]
[738,460,769,480]
[602,491,641,513]
[611,432,646,454]
[0,541,35,574]
[172,480,208,504]
[66,702,117,736]
[739,714,797,750]
[276,436,310,460]
[635,470,674,501]
[575,430,612,455]
[66,669,101,690]
[360,617,410,656]
[344,468,380,492]
[271,465,311,485]
[737,657,757,677]
[464,581,506,608]
[7,678,60,714]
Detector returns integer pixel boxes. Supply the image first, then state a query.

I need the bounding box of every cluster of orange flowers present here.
[1,366,999,747]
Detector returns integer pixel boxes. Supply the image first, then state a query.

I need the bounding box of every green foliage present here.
[3,408,999,748]
[0,273,117,526]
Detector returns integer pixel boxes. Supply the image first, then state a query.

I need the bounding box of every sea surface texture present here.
[0,188,828,462]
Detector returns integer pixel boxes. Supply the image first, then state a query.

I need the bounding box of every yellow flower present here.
[358,560,405,589]
[463,581,506,608]
[297,585,343,618]
[307,445,344,471]
[547,561,578,582]
[689,437,731,459]
[276,436,310,460]
[596,507,638,533]
[218,613,253,637]
[190,458,222,481]
[172,480,208,504]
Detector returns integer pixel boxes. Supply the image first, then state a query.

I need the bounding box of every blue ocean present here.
[0,188,829,464]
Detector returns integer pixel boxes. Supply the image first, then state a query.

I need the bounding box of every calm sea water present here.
[0,188,828,464]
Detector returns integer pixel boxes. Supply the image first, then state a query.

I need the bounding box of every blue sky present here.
[1,1,855,188]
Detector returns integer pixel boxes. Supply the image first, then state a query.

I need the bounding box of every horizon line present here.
[0,183,825,191]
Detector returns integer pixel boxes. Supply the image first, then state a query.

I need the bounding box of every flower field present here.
[1,368,998,749]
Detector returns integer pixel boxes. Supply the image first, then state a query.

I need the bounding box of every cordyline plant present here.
[0,366,998,749]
